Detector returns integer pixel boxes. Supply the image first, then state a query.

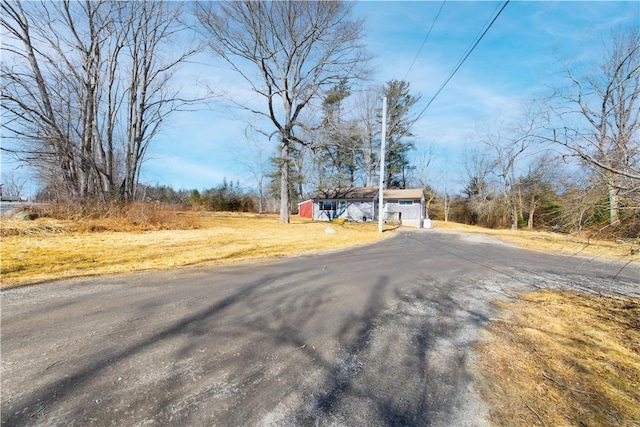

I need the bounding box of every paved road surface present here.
[2,229,638,426]
[0,202,29,215]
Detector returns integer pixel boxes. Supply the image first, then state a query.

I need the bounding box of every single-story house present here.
[298,187,425,228]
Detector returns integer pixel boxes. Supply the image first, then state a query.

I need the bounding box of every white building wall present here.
[346,201,375,222]
[382,199,423,227]
[384,201,421,219]
[400,203,422,221]
[313,198,423,227]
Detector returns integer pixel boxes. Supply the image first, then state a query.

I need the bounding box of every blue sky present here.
[3,1,639,198]
[142,0,639,194]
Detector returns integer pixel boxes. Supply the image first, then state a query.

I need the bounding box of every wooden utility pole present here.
[378,96,387,233]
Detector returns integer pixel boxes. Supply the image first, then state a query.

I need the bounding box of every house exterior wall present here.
[298,200,313,218]
[346,200,376,222]
[310,188,425,227]
[313,199,375,222]
[312,198,423,227]
[313,200,337,221]
[383,200,423,227]
[384,200,422,221]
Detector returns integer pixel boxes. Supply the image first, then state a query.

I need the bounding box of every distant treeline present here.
[35,179,258,213]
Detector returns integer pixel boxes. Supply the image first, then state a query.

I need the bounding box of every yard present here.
[1,212,388,287]
[1,210,638,425]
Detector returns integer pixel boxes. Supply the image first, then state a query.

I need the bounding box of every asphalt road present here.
[2,229,638,426]
[0,202,30,215]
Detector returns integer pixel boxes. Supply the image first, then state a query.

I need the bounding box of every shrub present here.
[19,202,201,232]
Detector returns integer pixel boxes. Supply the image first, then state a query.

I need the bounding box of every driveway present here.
[2,229,638,426]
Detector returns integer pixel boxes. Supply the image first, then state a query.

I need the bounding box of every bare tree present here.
[547,27,640,224]
[194,1,368,223]
[462,148,496,226]
[118,1,199,201]
[483,124,532,230]
[1,171,27,200]
[1,0,197,202]
[236,128,275,215]
[353,89,381,187]
[1,0,110,200]
[413,143,435,189]
[440,172,453,222]
[313,79,362,188]
[518,155,560,229]
[412,143,435,218]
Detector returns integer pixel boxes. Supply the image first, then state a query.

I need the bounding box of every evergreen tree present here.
[316,80,362,188]
[382,80,420,189]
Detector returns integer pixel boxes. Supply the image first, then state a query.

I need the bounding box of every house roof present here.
[313,187,423,200]
[313,187,379,199]
[383,189,423,199]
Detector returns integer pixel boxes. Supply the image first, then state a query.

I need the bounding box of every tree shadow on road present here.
[3,270,494,426]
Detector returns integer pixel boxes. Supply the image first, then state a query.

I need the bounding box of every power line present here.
[402,0,447,82]
[402,0,510,140]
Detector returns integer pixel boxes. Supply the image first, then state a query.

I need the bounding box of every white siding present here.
[313,200,375,222]
[312,194,424,227]
[399,200,422,221]
[346,201,375,222]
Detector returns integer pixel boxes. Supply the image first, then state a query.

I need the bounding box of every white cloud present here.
[83,1,640,195]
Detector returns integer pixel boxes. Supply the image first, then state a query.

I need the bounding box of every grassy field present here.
[2,213,636,288]
[476,291,639,426]
[1,212,388,287]
[433,220,640,262]
[1,211,638,425]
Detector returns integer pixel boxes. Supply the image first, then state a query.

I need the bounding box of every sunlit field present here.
[2,210,638,425]
[2,213,637,287]
[1,212,388,287]
[476,290,639,426]
[433,220,640,262]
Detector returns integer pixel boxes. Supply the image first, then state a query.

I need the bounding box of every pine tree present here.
[382,80,420,189]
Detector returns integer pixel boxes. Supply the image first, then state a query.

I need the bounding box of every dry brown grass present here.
[1,212,388,287]
[476,290,640,426]
[2,212,639,424]
[433,221,639,426]
[1,202,200,235]
[432,221,640,262]
[2,216,636,286]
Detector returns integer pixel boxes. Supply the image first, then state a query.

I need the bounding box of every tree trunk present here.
[511,202,518,230]
[607,180,620,225]
[527,195,535,229]
[444,194,450,222]
[279,140,290,223]
[257,179,264,214]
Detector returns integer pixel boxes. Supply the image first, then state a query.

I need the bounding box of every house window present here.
[319,201,337,210]
[399,200,414,205]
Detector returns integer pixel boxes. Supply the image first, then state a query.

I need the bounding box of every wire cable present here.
[402,0,447,82]
[399,0,511,141]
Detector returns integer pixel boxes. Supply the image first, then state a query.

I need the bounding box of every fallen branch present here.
[542,371,594,395]
[525,403,546,427]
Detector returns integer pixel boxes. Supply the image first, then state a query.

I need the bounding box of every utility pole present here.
[378,96,387,233]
